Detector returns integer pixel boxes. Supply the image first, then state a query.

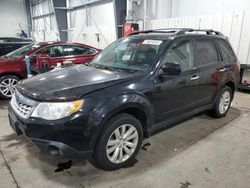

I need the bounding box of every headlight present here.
[31,99,84,120]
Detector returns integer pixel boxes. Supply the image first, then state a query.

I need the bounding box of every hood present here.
[17,65,137,101]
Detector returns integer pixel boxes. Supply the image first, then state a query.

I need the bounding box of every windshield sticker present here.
[122,54,131,61]
[142,40,162,45]
[116,44,128,51]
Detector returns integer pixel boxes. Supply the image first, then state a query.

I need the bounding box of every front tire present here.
[0,75,20,100]
[92,113,143,171]
[210,86,232,118]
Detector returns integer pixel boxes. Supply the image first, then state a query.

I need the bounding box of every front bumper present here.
[8,106,93,159]
[31,138,92,159]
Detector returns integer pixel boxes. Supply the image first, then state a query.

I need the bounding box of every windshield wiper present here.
[93,64,117,72]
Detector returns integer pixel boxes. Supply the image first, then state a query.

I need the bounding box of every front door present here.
[43,45,65,66]
[152,38,200,124]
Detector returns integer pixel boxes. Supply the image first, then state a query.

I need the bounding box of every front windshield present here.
[5,43,40,58]
[92,37,165,73]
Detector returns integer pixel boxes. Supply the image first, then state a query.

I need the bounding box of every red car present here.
[0,41,100,99]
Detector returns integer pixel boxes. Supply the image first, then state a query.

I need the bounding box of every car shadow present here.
[4,108,241,187]
[0,100,9,109]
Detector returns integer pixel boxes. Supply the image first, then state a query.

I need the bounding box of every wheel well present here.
[0,73,24,80]
[225,81,235,92]
[103,107,149,138]
[225,81,235,98]
[119,107,149,137]
[92,107,149,150]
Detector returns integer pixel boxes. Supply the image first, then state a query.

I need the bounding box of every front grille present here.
[10,91,37,119]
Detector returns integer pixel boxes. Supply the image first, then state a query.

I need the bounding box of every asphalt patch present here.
[122,158,138,168]
[141,142,151,151]
[180,181,191,188]
[55,160,72,172]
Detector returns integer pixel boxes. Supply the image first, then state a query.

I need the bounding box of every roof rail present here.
[128,29,177,36]
[175,29,224,36]
[128,28,224,37]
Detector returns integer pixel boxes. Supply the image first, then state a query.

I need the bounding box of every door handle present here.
[190,74,200,81]
[218,67,227,72]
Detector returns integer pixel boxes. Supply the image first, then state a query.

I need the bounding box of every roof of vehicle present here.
[36,41,99,49]
[128,28,228,41]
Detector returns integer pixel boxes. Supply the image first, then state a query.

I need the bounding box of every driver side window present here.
[47,46,63,57]
[162,40,193,71]
[35,45,63,58]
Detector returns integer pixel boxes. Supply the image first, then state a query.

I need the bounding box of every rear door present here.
[194,37,223,105]
[215,39,239,79]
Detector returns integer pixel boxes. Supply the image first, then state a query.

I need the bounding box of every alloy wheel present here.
[0,78,18,98]
[219,90,231,114]
[106,124,139,164]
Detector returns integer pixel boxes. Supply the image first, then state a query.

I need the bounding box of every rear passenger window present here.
[63,45,97,56]
[195,39,218,66]
[216,39,236,62]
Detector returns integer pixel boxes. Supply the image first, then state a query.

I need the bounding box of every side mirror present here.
[160,62,181,75]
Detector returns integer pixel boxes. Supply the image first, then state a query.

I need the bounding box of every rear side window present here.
[63,45,97,56]
[195,39,218,66]
[216,39,236,62]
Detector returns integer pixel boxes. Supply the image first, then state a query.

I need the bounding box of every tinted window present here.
[216,39,236,62]
[162,40,193,71]
[195,39,218,66]
[0,46,5,55]
[63,45,97,56]
[42,45,63,57]
[0,38,10,42]
[0,38,25,42]
[8,38,21,42]
[6,43,39,58]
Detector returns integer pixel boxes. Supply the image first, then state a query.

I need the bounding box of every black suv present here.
[8,29,239,170]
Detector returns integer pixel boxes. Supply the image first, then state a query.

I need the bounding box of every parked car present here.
[8,29,239,170]
[0,41,100,99]
[0,37,33,56]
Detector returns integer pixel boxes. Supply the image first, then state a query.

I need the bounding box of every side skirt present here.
[147,104,213,137]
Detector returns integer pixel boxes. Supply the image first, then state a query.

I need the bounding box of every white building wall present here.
[0,0,28,37]
[134,0,250,21]
[146,10,250,65]
[142,0,173,29]
[67,1,116,49]
[172,0,250,17]
[31,0,60,42]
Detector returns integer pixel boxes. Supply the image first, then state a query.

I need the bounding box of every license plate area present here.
[9,112,27,136]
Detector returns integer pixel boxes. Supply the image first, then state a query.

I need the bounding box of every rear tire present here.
[209,86,232,118]
[92,113,143,171]
[0,75,20,100]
